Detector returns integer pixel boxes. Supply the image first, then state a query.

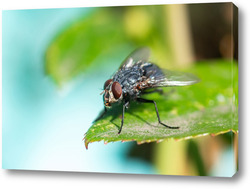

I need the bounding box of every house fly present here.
[100,47,199,134]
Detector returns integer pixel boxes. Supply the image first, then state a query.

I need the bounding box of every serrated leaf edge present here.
[83,128,238,149]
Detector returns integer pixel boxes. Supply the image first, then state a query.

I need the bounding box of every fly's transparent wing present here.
[119,47,151,69]
[143,63,200,87]
[157,69,200,86]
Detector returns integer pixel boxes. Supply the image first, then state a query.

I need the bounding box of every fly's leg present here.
[118,101,129,134]
[136,98,179,129]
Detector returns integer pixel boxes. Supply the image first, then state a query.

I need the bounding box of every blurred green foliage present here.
[45,6,179,85]
[45,8,126,85]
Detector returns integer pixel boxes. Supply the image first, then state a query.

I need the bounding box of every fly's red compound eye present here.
[104,79,113,89]
[112,82,122,99]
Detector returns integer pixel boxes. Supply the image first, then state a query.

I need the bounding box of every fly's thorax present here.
[114,66,144,96]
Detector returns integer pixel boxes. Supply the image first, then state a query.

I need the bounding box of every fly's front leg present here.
[136,98,179,129]
[118,100,129,134]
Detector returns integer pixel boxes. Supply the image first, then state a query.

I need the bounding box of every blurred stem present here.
[164,4,195,68]
[154,139,192,176]
[187,140,207,176]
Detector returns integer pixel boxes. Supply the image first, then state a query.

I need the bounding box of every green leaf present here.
[45,9,128,85]
[84,60,238,149]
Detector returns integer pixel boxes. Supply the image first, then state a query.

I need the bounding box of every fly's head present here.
[101,79,123,107]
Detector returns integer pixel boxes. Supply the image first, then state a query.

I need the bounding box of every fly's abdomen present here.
[142,63,164,79]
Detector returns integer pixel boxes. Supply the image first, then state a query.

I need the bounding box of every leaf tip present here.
[84,137,89,150]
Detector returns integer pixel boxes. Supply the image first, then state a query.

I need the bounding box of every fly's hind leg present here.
[136,98,179,129]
